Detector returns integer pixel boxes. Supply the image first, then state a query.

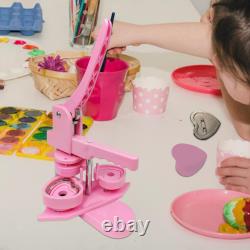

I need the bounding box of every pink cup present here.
[76,57,129,121]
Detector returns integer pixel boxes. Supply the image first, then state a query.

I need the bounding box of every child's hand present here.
[216,157,250,194]
[92,21,141,55]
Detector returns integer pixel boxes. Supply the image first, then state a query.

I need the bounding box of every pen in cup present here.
[100,12,115,72]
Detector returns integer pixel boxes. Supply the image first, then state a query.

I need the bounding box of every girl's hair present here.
[212,0,250,85]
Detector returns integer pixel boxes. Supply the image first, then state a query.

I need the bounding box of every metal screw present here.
[85,160,93,195]
[76,108,81,117]
[56,111,61,118]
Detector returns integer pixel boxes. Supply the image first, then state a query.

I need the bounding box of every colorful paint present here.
[25,110,43,117]
[14,40,26,45]
[19,117,37,123]
[22,44,39,50]
[0,120,7,126]
[6,129,25,137]
[0,113,11,120]
[0,36,43,81]
[28,48,45,57]
[0,107,45,155]
[0,37,9,43]
[0,106,93,160]
[11,123,30,130]
[1,107,19,114]
[16,110,93,161]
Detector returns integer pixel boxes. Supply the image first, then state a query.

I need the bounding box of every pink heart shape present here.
[172,144,207,177]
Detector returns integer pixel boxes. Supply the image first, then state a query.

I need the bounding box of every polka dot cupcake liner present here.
[133,86,169,115]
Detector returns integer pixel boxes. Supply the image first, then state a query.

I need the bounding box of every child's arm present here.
[108,21,213,59]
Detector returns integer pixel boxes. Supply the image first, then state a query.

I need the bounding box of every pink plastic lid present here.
[171,65,222,96]
[43,176,84,211]
[94,165,126,190]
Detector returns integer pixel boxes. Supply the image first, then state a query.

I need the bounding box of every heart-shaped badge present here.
[172,143,207,177]
[190,112,221,140]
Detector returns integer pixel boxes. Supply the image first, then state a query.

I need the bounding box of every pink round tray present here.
[171,189,250,239]
[171,65,221,96]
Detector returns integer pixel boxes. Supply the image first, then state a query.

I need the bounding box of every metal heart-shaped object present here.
[190,112,221,140]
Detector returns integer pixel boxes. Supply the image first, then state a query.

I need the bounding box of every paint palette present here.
[0,107,93,161]
[16,112,54,160]
[0,36,44,80]
[0,2,43,36]
[17,114,94,160]
[0,107,46,155]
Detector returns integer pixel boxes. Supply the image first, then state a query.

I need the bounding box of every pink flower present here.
[38,55,68,72]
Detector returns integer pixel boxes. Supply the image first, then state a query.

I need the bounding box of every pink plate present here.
[171,65,221,96]
[171,189,250,239]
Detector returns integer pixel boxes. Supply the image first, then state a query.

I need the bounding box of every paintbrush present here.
[82,0,99,45]
[100,12,115,72]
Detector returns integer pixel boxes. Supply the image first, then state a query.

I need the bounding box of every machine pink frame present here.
[38,20,139,239]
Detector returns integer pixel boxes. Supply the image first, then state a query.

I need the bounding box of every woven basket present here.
[29,51,86,100]
[29,52,140,100]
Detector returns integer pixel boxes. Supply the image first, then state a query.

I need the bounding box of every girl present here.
[95,0,250,193]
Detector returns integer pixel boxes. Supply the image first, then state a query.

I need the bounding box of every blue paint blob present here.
[12,123,30,130]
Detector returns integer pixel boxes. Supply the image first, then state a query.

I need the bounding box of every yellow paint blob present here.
[0,37,9,43]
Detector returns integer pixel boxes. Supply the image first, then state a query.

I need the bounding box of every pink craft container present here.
[76,57,129,121]
[133,76,169,115]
